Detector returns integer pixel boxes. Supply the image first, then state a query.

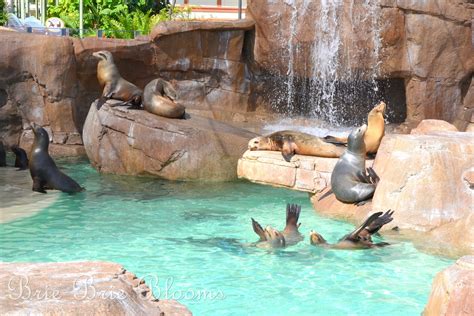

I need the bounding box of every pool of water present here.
[0,160,452,315]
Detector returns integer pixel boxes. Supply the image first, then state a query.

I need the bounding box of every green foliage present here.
[47,0,193,38]
[0,0,7,26]
[126,0,167,15]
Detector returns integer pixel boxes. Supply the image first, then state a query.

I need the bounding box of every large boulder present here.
[311,131,474,257]
[424,256,474,316]
[410,119,459,135]
[83,100,256,181]
[0,261,191,315]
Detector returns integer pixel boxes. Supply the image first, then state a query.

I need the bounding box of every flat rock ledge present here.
[424,256,474,316]
[0,261,191,316]
[237,150,373,193]
[83,100,256,181]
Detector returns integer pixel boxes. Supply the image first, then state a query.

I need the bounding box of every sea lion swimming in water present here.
[330,124,380,204]
[11,145,29,170]
[29,124,84,194]
[251,203,304,248]
[324,101,386,156]
[143,78,186,119]
[92,50,142,109]
[309,210,394,249]
[248,131,346,162]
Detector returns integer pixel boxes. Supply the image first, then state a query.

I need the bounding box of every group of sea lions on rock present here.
[251,203,394,250]
[248,101,387,205]
[93,50,186,119]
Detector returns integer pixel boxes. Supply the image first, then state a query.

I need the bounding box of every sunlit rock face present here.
[0,261,192,315]
[424,256,474,316]
[247,0,473,129]
[310,123,474,258]
[0,20,255,156]
[83,100,256,181]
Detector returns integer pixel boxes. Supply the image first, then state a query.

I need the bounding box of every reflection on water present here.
[0,160,452,315]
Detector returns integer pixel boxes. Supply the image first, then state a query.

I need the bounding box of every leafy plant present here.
[0,0,7,26]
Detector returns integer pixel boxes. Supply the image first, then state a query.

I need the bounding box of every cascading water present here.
[276,0,387,127]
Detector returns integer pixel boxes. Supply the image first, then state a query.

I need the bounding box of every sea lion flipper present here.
[251,218,266,241]
[366,167,380,184]
[285,203,301,230]
[32,177,47,194]
[282,140,295,162]
[363,210,394,236]
[162,80,177,101]
[323,135,348,145]
[345,212,383,242]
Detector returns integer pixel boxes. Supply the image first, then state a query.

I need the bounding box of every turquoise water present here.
[0,160,452,315]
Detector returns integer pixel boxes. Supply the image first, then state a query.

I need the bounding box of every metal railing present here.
[8,25,146,39]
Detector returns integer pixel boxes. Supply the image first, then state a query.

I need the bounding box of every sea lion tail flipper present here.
[282,140,296,162]
[367,167,380,184]
[96,96,108,110]
[163,80,177,100]
[323,135,348,145]
[285,203,301,229]
[345,211,383,242]
[32,178,47,194]
[374,242,391,247]
[251,218,266,241]
[364,210,394,235]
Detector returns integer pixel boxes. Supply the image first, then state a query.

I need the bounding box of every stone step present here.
[237,150,373,193]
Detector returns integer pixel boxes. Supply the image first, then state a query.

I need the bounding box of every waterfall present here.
[278,0,382,126]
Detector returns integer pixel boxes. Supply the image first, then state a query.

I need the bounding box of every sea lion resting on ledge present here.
[248,131,346,162]
[331,124,379,204]
[143,78,185,119]
[92,50,142,109]
[310,210,394,249]
[324,101,386,156]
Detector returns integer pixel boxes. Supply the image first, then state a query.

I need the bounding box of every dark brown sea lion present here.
[143,78,185,119]
[29,124,84,194]
[310,210,394,249]
[330,124,379,204]
[11,145,29,170]
[248,131,346,162]
[324,101,386,156]
[0,140,6,167]
[251,203,303,248]
[92,50,142,109]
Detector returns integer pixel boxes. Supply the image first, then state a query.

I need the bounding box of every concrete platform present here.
[237,150,373,193]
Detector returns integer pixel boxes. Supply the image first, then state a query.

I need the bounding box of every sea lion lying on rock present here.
[248,131,346,162]
[331,124,379,204]
[92,50,142,109]
[324,101,386,156]
[251,204,304,248]
[29,124,84,194]
[310,210,394,249]
[143,78,186,119]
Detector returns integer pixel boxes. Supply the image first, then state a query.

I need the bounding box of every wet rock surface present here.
[83,100,256,181]
[0,261,191,315]
[424,256,474,316]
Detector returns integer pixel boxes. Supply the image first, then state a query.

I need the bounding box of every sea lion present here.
[92,50,142,109]
[324,101,386,156]
[143,78,185,119]
[330,124,380,204]
[29,124,84,194]
[251,203,303,248]
[248,131,346,162]
[0,141,6,167]
[11,145,29,170]
[309,210,394,249]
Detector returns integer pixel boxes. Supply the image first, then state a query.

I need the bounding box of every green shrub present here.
[0,0,7,26]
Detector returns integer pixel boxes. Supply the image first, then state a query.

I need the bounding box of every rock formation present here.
[0,261,191,315]
[83,99,256,180]
[424,256,474,316]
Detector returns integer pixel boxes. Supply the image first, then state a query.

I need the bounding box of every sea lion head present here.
[369,101,386,119]
[347,124,367,154]
[32,123,51,151]
[309,230,327,245]
[92,50,114,63]
[264,226,286,248]
[248,136,272,151]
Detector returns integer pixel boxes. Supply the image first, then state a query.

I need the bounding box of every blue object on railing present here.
[26,26,32,33]
[97,30,103,38]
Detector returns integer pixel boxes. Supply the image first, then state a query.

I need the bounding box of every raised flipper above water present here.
[282,203,303,245]
[251,218,267,242]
